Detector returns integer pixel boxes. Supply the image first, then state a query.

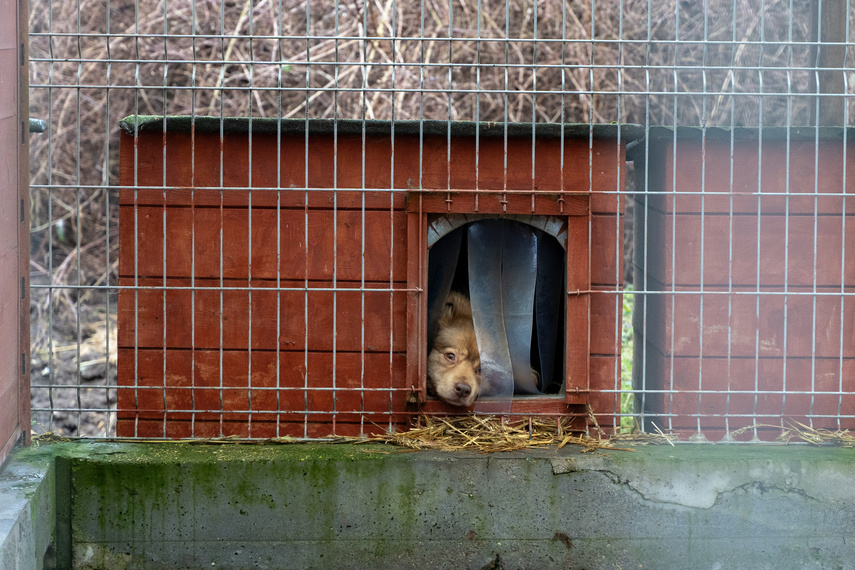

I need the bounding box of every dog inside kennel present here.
[426,216,566,408]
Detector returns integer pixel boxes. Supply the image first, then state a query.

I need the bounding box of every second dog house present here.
[117,116,641,438]
[634,127,855,440]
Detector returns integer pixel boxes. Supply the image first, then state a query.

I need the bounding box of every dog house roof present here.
[626,125,855,160]
[645,125,855,141]
[119,115,645,141]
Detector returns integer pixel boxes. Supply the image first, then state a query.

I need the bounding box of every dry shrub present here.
[28,0,824,294]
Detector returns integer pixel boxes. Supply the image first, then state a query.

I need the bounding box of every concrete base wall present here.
[0,446,55,570]
[2,442,855,569]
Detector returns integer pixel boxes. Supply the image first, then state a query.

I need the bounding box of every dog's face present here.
[427,292,481,407]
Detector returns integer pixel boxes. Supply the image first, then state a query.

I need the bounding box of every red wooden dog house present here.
[117,116,641,438]
[634,127,855,440]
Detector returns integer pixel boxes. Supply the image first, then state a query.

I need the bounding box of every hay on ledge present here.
[370,415,637,453]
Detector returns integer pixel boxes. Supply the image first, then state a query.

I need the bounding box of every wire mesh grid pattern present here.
[26,0,855,440]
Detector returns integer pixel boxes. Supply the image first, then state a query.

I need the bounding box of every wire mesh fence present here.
[26,0,855,440]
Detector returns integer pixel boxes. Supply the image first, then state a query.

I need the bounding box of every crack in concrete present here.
[550,455,827,510]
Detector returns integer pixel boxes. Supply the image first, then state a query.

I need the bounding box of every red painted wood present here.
[119,206,408,282]
[642,285,855,359]
[118,277,408,352]
[644,210,855,288]
[0,0,28,464]
[117,348,407,411]
[119,131,620,198]
[120,186,408,211]
[420,398,595,428]
[590,291,622,357]
[405,207,426,403]
[651,139,855,216]
[642,136,855,432]
[406,191,590,216]
[591,212,623,286]
[564,212,591,402]
[0,122,20,454]
[120,417,410,439]
[641,353,855,440]
[118,126,628,436]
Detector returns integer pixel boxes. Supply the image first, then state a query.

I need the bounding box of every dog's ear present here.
[441,292,471,323]
[441,299,457,322]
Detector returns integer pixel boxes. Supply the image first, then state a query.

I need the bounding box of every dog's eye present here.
[445,352,456,362]
[475,365,481,375]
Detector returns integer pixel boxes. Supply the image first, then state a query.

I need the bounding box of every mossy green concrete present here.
[4,441,855,569]
[0,443,57,569]
[62,443,855,569]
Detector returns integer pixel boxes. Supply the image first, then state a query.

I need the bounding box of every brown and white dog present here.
[427,291,544,406]
[427,291,482,407]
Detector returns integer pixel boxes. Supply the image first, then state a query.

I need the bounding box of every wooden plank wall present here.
[638,137,855,439]
[117,128,626,437]
[0,0,30,466]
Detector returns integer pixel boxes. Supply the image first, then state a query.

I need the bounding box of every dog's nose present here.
[453,382,472,398]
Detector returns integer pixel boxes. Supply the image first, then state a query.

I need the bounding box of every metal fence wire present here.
[27,0,855,441]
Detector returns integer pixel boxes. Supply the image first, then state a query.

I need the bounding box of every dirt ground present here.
[29,281,118,438]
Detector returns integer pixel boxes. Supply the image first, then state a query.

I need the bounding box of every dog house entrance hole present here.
[427,215,567,405]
